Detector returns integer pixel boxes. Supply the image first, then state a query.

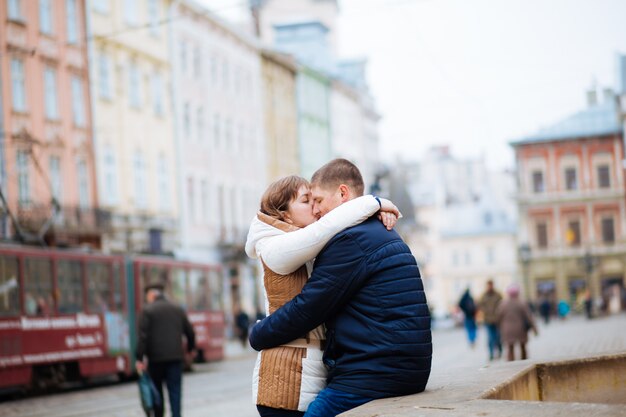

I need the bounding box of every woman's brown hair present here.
[260,175,309,221]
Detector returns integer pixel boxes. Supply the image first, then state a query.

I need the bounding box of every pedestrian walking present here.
[497,284,537,361]
[458,288,478,348]
[478,280,502,360]
[136,284,196,417]
[235,306,250,348]
[539,296,551,324]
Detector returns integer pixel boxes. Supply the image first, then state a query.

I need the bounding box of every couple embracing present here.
[245,158,432,417]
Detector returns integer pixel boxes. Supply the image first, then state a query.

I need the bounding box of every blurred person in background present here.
[497,284,537,361]
[478,280,502,360]
[136,284,195,417]
[458,288,478,348]
[246,174,400,417]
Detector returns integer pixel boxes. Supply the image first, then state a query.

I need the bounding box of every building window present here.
[43,67,59,119]
[124,0,138,26]
[77,159,90,208]
[16,150,30,206]
[193,47,202,79]
[486,246,495,264]
[187,177,195,220]
[180,41,188,74]
[93,0,109,14]
[183,102,191,139]
[532,170,544,193]
[566,219,581,246]
[8,0,23,21]
[222,59,229,90]
[71,76,86,126]
[98,52,112,100]
[564,167,577,190]
[152,71,163,116]
[536,221,548,248]
[148,0,159,35]
[10,59,27,112]
[210,54,218,85]
[213,114,221,147]
[133,152,147,208]
[225,118,232,150]
[201,180,208,221]
[66,0,79,44]
[157,155,169,211]
[49,156,62,201]
[601,217,615,244]
[103,146,117,205]
[197,107,204,141]
[597,165,611,189]
[128,62,141,108]
[39,0,54,34]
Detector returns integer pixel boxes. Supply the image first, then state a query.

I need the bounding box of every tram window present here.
[112,263,124,311]
[189,268,210,310]
[24,258,53,316]
[87,261,111,313]
[57,260,83,314]
[170,268,188,307]
[208,270,223,310]
[0,255,20,316]
[141,265,168,294]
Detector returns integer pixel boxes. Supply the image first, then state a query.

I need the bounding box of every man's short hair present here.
[144,283,164,294]
[311,158,364,196]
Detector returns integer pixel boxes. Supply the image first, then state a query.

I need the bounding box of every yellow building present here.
[261,49,300,182]
[88,0,178,253]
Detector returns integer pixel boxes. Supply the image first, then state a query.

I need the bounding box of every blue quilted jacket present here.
[249,216,432,399]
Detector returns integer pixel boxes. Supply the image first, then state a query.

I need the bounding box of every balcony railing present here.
[16,203,112,235]
[525,241,626,260]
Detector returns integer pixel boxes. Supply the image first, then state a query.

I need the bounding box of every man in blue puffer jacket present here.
[249,158,432,417]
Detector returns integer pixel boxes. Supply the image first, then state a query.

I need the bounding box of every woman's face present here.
[285,185,317,228]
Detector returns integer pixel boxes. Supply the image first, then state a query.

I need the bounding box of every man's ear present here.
[338,184,351,202]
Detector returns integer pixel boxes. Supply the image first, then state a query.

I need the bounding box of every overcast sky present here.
[337,0,626,169]
[201,0,626,170]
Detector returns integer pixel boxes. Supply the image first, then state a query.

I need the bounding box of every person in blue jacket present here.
[249,158,432,417]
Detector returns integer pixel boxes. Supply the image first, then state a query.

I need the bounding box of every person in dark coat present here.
[458,288,478,348]
[249,159,432,417]
[136,284,196,417]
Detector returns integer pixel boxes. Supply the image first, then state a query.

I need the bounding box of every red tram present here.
[0,245,225,392]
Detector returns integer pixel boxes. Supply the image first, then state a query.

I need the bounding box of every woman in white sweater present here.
[245,175,398,417]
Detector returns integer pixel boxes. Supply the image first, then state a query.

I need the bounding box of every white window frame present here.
[134,151,147,209]
[8,0,23,21]
[16,150,30,205]
[71,76,86,126]
[148,0,159,36]
[66,0,79,44]
[157,155,169,211]
[128,61,142,109]
[39,0,54,35]
[77,159,90,208]
[44,66,59,120]
[103,146,118,205]
[49,156,62,201]
[11,59,27,112]
[152,71,163,116]
[98,51,113,100]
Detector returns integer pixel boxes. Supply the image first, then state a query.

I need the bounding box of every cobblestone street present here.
[2,313,625,417]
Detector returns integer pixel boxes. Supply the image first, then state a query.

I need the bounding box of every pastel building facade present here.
[88,0,178,254]
[1,0,101,246]
[512,93,626,310]
[171,0,266,318]
[261,48,300,182]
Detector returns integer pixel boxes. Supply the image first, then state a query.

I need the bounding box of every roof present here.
[511,100,622,146]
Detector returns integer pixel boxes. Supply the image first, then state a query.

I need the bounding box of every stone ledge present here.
[340,350,626,417]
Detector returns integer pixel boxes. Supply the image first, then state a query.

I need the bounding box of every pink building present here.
[1,0,103,247]
[512,94,626,311]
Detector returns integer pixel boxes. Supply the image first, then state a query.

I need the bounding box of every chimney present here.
[586,88,597,107]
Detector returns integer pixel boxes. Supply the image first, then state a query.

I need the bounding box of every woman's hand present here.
[377,198,402,230]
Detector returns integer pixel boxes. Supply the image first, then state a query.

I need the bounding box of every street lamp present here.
[579,250,598,319]
[518,244,532,300]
